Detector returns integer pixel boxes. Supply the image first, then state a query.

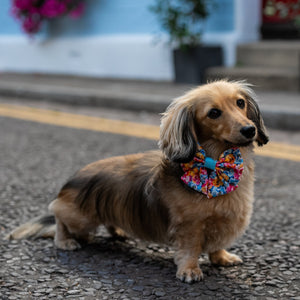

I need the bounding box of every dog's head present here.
[159,80,269,162]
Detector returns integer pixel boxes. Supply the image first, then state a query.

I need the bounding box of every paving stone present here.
[283,270,294,275]
[154,290,166,297]
[132,285,144,292]
[67,289,81,295]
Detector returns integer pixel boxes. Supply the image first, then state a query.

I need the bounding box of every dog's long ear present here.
[245,93,269,146]
[159,99,197,163]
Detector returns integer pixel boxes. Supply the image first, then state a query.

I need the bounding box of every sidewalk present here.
[0,73,299,130]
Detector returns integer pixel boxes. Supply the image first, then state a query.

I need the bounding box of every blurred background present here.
[0,0,299,89]
[1,2,300,299]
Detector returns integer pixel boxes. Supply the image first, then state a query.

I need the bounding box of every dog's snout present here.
[240,126,256,139]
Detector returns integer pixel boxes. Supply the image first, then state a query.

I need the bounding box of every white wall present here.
[0,35,174,80]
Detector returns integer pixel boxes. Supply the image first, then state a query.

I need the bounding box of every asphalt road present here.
[1,103,300,300]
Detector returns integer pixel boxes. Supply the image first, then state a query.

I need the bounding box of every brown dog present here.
[8,80,269,283]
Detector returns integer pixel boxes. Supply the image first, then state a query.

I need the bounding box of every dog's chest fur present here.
[162,146,255,253]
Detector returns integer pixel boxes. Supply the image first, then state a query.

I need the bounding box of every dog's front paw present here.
[55,238,81,251]
[176,266,203,283]
[209,249,242,266]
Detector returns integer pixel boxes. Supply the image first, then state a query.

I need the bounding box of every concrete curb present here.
[0,82,172,113]
[0,80,299,131]
[260,109,300,132]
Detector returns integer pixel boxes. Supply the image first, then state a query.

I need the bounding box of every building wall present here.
[0,0,261,80]
[0,0,23,35]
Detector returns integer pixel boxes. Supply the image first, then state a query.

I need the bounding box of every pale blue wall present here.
[50,0,162,37]
[0,0,23,34]
[0,0,234,37]
[206,0,234,32]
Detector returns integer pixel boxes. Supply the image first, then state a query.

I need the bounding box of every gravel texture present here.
[1,116,300,300]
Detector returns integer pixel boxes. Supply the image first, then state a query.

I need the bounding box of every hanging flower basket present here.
[11,0,85,35]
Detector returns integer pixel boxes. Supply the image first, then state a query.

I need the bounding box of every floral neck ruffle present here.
[181,144,244,198]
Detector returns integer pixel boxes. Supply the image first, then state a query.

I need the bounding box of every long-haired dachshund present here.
[8,80,269,283]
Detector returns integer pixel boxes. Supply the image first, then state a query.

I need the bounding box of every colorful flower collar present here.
[181,144,244,198]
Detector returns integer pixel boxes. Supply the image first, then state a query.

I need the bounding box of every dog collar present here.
[181,144,244,198]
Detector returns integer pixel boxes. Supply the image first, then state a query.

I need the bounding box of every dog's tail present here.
[6,215,56,240]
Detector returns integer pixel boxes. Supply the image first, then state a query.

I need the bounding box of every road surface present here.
[1,98,299,299]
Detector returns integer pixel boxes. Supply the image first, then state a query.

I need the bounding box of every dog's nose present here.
[240,126,256,139]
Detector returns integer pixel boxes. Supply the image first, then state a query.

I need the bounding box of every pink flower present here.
[232,171,238,179]
[14,0,32,10]
[226,185,236,193]
[195,178,200,185]
[39,0,67,18]
[22,15,41,33]
[28,5,39,14]
[69,1,84,19]
[11,0,85,35]
[200,168,207,175]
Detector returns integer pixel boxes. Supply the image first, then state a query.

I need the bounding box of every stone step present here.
[237,42,300,70]
[205,66,299,92]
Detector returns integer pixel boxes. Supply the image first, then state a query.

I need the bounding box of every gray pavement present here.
[0,73,299,131]
[1,115,300,299]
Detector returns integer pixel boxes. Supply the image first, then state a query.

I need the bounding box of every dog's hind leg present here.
[106,225,128,241]
[54,218,82,250]
[49,198,100,251]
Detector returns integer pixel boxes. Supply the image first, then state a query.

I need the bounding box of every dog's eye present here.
[207,108,222,119]
[237,99,245,109]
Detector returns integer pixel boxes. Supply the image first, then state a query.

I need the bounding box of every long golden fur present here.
[8,80,269,283]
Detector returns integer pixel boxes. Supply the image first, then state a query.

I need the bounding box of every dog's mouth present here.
[224,139,253,147]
